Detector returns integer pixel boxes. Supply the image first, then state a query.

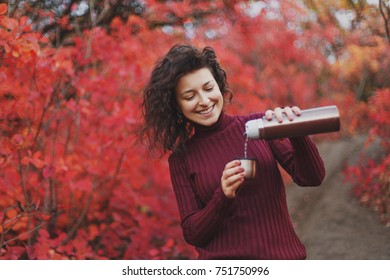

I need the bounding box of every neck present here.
[193,111,232,137]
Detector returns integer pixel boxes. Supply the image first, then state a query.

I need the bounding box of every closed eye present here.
[185,95,195,101]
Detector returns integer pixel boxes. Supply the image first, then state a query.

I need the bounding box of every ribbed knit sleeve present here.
[168,154,234,247]
[269,136,325,186]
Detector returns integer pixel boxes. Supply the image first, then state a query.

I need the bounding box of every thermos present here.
[245,105,340,139]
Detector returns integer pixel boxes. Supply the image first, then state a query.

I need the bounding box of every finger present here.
[222,177,244,198]
[224,172,245,188]
[230,177,245,191]
[224,160,241,171]
[265,110,274,121]
[273,107,284,123]
[222,165,245,180]
[226,165,245,177]
[221,171,245,195]
[292,106,301,116]
[222,161,243,181]
[284,106,294,121]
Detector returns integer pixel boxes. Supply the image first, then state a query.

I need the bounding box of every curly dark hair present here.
[140,43,233,155]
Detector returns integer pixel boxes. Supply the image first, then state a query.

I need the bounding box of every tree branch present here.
[379,0,390,44]
[59,180,97,246]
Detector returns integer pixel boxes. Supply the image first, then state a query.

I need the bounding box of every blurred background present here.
[0,0,389,259]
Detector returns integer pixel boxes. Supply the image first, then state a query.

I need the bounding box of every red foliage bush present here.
[345,89,390,226]
[0,10,196,259]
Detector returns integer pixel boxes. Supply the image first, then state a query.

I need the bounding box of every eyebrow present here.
[180,80,214,95]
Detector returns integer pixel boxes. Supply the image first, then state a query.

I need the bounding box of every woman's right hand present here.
[221,160,245,198]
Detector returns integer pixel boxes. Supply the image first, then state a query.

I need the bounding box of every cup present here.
[237,157,257,179]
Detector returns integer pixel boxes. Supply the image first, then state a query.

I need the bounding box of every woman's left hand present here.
[265,106,301,123]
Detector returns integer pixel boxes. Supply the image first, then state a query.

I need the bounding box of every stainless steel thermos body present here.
[245,105,340,139]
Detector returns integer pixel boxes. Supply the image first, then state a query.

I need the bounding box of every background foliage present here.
[1,0,389,259]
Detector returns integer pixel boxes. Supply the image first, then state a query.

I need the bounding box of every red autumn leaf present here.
[24,244,37,260]
[0,3,7,15]
[7,246,25,260]
[164,238,175,249]
[11,134,24,147]
[148,248,159,257]
[31,151,46,169]
[42,164,55,179]
[72,178,92,192]
[0,17,19,33]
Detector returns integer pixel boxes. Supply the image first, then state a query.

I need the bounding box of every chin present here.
[199,115,220,126]
[200,120,217,126]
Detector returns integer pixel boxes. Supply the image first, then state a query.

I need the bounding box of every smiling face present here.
[175,67,224,127]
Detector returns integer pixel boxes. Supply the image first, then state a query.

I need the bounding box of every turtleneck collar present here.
[193,111,233,138]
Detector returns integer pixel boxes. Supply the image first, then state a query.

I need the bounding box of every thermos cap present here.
[245,119,263,139]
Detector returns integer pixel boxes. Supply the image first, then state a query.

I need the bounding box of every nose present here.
[198,92,209,105]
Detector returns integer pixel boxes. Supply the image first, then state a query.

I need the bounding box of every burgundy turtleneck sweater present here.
[168,112,325,260]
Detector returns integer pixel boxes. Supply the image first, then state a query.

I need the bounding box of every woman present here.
[140,44,325,259]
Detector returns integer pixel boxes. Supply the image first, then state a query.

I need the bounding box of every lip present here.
[197,105,214,115]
